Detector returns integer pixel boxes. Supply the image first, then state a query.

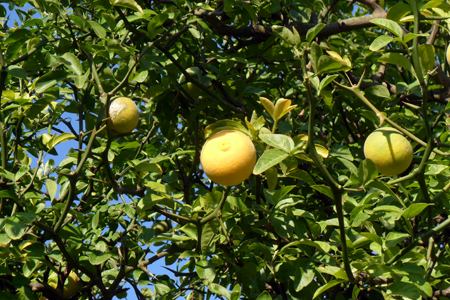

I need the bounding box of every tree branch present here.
[196,0,386,44]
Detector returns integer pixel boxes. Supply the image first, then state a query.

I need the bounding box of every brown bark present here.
[195,0,386,42]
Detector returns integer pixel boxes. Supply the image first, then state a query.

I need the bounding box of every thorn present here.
[356,69,366,89]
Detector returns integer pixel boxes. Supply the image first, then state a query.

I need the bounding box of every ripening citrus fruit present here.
[108,97,139,134]
[446,45,450,66]
[364,127,413,176]
[200,130,257,186]
[48,271,79,299]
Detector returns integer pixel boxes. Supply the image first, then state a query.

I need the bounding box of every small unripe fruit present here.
[200,130,256,186]
[364,127,413,176]
[178,67,202,100]
[108,97,139,134]
[48,271,79,299]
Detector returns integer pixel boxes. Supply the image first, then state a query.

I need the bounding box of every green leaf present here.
[306,23,326,44]
[378,53,416,79]
[231,284,241,300]
[358,159,378,185]
[314,143,329,159]
[92,210,100,230]
[271,213,294,239]
[287,169,315,185]
[370,18,404,38]
[386,232,409,248]
[387,2,411,22]
[369,35,394,51]
[418,44,435,75]
[201,221,216,254]
[6,65,27,79]
[46,179,57,201]
[359,232,383,245]
[259,133,294,152]
[365,85,390,99]
[253,149,289,175]
[113,0,144,13]
[16,212,36,225]
[294,267,315,291]
[135,162,163,174]
[5,217,26,240]
[48,133,77,150]
[60,52,83,76]
[154,281,171,295]
[403,33,429,44]
[224,0,234,12]
[88,21,107,39]
[265,167,278,191]
[272,25,299,45]
[317,55,351,74]
[256,290,272,300]
[313,280,345,299]
[133,70,148,83]
[422,0,450,11]
[402,203,432,219]
[89,251,112,265]
[311,185,333,199]
[319,75,339,91]
[260,97,275,119]
[147,14,168,39]
[0,188,18,200]
[310,42,323,73]
[23,259,41,277]
[367,181,404,207]
[4,29,32,44]
[209,283,231,300]
[15,165,29,181]
[75,69,90,89]
[35,70,70,93]
[336,157,358,174]
[196,259,216,282]
[273,98,297,121]
[387,282,421,299]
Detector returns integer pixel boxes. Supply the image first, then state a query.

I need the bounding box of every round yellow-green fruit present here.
[178,67,202,99]
[108,97,139,134]
[363,127,413,176]
[200,130,256,186]
[48,271,79,299]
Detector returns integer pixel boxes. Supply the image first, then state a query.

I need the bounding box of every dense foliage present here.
[1,0,450,299]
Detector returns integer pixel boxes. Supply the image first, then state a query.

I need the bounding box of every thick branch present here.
[196,0,386,42]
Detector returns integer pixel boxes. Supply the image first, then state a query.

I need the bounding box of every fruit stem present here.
[302,57,355,283]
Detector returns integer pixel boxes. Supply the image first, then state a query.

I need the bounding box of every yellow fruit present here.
[447,45,450,66]
[48,271,79,299]
[200,130,256,186]
[364,127,413,176]
[108,97,139,134]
